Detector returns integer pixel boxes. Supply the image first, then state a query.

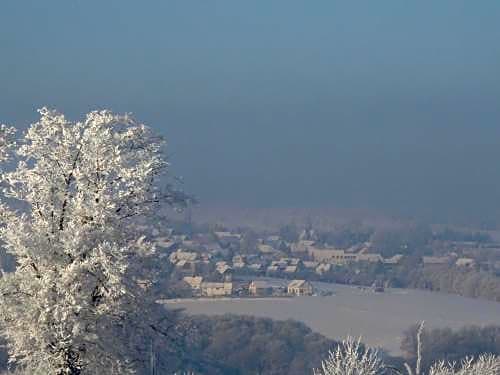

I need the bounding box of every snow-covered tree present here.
[428,355,500,375]
[313,337,385,375]
[314,334,500,375]
[0,108,187,374]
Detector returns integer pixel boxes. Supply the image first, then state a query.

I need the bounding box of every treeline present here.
[159,316,500,374]
[0,314,338,374]
[401,324,500,371]
[405,266,500,302]
[173,315,336,375]
[315,260,500,302]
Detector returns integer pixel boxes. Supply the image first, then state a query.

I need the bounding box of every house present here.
[169,250,198,264]
[248,281,273,296]
[356,253,383,263]
[455,257,476,268]
[383,254,404,265]
[287,280,314,296]
[307,248,357,264]
[284,265,298,274]
[183,276,203,291]
[201,282,233,297]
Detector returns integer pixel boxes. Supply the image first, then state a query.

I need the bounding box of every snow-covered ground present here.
[165,281,500,355]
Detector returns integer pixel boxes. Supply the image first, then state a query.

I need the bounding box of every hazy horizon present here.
[2,1,500,224]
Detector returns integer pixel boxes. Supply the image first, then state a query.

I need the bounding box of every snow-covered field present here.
[165,282,500,355]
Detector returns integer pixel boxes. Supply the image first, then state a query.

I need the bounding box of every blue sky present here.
[2,1,500,223]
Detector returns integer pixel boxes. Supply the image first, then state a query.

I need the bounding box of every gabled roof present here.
[175,260,188,267]
[383,254,404,264]
[356,253,383,262]
[249,280,273,289]
[183,276,203,288]
[287,279,310,288]
[456,257,476,266]
[248,263,263,270]
[169,250,198,263]
[303,261,319,268]
[217,264,233,274]
[201,282,233,290]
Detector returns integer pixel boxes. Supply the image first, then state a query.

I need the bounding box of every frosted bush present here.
[428,355,500,375]
[315,328,500,375]
[313,336,385,375]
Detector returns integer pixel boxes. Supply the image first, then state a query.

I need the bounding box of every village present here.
[150,222,496,300]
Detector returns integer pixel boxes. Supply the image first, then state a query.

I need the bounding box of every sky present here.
[1,1,500,224]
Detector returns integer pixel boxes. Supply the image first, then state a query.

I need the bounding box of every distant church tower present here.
[299,217,317,241]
